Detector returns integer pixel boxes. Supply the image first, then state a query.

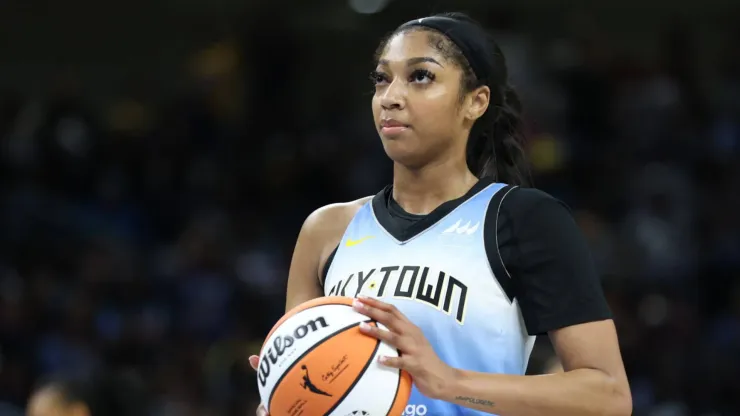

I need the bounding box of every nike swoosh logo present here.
[345,236,375,247]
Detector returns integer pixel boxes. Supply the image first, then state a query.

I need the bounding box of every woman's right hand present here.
[249,355,269,416]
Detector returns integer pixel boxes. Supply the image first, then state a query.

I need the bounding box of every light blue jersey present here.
[323,182,536,416]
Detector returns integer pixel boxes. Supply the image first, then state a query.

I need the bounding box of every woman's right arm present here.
[253,198,370,415]
[283,207,332,311]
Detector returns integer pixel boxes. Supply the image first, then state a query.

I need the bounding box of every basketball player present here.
[26,372,148,416]
[250,12,631,415]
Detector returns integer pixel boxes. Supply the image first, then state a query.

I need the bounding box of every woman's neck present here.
[392,158,478,215]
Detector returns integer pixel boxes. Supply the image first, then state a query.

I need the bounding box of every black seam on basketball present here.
[267,318,376,411]
[384,352,403,416]
[323,321,381,416]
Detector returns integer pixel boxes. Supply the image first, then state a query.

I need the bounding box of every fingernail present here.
[352,299,364,310]
[378,356,388,364]
[357,294,369,300]
[359,322,371,331]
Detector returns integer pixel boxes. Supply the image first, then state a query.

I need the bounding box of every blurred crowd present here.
[1,9,740,416]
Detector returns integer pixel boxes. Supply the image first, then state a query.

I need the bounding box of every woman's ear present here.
[465,85,490,122]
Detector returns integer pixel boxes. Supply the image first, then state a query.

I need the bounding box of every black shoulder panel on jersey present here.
[483,184,518,302]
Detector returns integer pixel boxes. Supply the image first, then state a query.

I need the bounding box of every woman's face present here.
[371,30,489,170]
[27,388,88,416]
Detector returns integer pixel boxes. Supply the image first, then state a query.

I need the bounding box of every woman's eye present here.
[410,69,435,84]
[370,71,388,85]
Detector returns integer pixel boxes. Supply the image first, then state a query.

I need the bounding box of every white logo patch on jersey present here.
[439,219,481,248]
[442,219,480,235]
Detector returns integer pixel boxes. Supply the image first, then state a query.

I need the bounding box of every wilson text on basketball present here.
[258,316,329,387]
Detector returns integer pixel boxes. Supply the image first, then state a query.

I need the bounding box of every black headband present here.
[398,16,493,82]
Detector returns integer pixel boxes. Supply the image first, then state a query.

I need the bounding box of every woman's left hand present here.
[352,295,458,400]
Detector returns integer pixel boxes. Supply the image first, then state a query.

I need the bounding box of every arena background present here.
[1,0,739,414]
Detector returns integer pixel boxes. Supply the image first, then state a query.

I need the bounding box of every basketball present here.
[257,296,412,416]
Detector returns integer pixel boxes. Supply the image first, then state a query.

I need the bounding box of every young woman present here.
[250,12,631,416]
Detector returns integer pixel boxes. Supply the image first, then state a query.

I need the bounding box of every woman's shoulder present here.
[490,186,568,220]
[502,186,563,209]
[301,196,374,250]
[303,197,374,282]
[306,196,373,229]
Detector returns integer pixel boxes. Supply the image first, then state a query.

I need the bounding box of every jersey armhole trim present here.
[317,199,374,289]
[319,244,339,288]
[483,184,518,302]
